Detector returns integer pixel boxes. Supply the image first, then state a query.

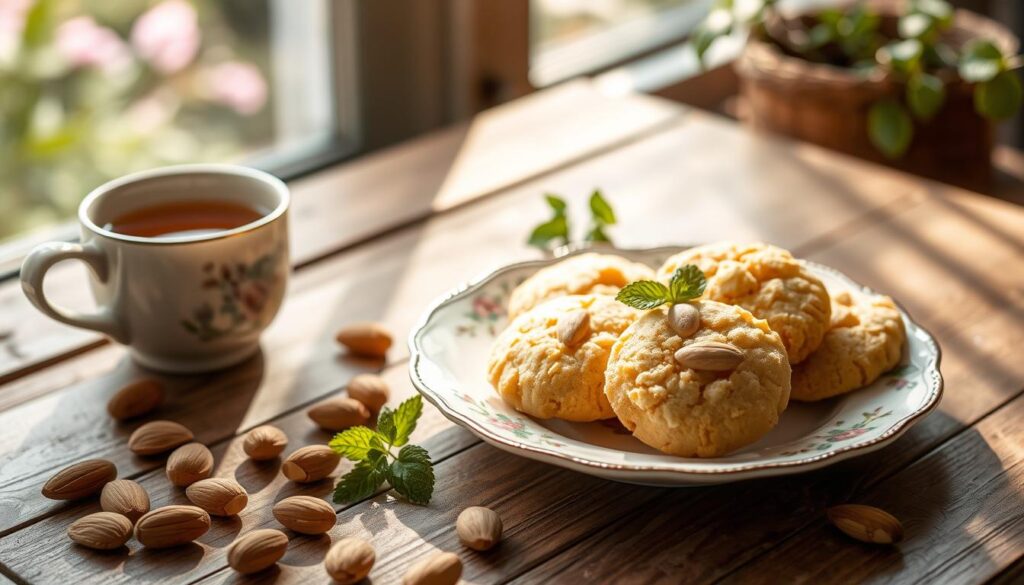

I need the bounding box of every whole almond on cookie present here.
[403,552,462,585]
[42,459,117,500]
[557,310,591,348]
[186,477,249,516]
[100,479,150,523]
[68,512,133,550]
[242,425,288,461]
[667,303,700,338]
[336,322,392,359]
[135,505,211,548]
[128,420,194,455]
[325,537,376,584]
[106,379,164,420]
[228,529,289,574]
[272,495,337,534]
[166,442,214,487]
[827,504,904,544]
[308,397,370,431]
[347,374,390,413]
[456,506,503,551]
[674,341,744,371]
[281,445,341,483]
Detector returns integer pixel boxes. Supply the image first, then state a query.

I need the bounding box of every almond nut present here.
[68,512,133,550]
[272,495,337,534]
[242,425,289,461]
[227,529,289,574]
[185,477,249,516]
[308,397,370,431]
[106,379,164,420]
[667,303,700,338]
[166,442,214,487]
[42,459,117,500]
[135,505,211,548]
[336,322,392,359]
[827,504,904,544]
[673,341,744,371]
[100,479,150,523]
[347,374,390,413]
[403,552,463,585]
[325,537,376,584]
[128,420,194,456]
[281,445,341,483]
[456,506,503,551]
[557,310,591,348]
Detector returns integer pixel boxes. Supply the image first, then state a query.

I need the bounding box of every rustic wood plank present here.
[0,80,681,387]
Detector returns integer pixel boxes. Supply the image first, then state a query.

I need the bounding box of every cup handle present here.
[20,241,127,343]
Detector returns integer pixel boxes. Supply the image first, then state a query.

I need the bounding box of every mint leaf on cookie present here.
[616,264,707,310]
[667,265,707,303]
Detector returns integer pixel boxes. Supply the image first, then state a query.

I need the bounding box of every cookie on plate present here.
[658,242,830,364]
[488,294,641,421]
[604,300,791,457]
[507,253,655,320]
[791,291,905,402]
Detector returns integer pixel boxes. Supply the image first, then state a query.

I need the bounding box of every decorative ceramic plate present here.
[408,246,942,486]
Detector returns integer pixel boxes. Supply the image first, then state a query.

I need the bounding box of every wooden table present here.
[1,79,1023,585]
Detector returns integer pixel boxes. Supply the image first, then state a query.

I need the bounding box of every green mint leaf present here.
[615,281,671,310]
[906,72,946,121]
[377,408,397,445]
[585,225,611,243]
[527,215,568,249]
[385,445,434,505]
[389,395,423,447]
[668,265,707,303]
[329,426,386,461]
[588,190,616,225]
[544,194,567,215]
[333,458,388,503]
[959,40,1004,83]
[975,70,1023,120]
[868,99,913,159]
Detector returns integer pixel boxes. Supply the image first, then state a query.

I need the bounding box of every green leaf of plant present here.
[389,394,423,447]
[329,426,385,461]
[898,13,933,40]
[879,39,923,74]
[615,281,670,310]
[906,72,946,121]
[959,40,1005,83]
[667,265,708,303]
[975,71,1023,120]
[585,225,611,243]
[527,215,568,248]
[386,445,434,505]
[589,190,616,225]
[544,194,567,215]
[913,0,953,24]
[868,100,914,159]
[333,458,388,503]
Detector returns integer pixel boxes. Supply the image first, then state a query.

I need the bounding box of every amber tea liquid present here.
[107,200,263,239]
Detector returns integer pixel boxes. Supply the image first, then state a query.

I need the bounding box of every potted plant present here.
[694,0,1020,190]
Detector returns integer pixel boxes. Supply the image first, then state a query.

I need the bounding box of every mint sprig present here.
[330,394,434,505]
[585,190,616,243]
[527,190,619,249]
[615,264,707,310]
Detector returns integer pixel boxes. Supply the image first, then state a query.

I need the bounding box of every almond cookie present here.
[658,242,830,364]
[604,301,791,457]
[791,291,905,402]
[507,253,655,320]
[488,294,641,421]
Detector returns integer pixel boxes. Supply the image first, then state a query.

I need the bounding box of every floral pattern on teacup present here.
[181,250,280,341]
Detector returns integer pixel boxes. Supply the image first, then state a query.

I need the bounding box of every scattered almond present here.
[272,495,337,535]
[667,303,700,338]
[227,529,289,575]
[456,506,503,551]
[308,397,370,431]
[166,442,214,487]
[673,341,744,371]
[41,459,117,500]
[128,420,194,456]
[185,477,249,516]
[403,551,463,585]
[827,504,904,544]
[100,479,150,523]
[242,425,289,461]
[68,512,133,550]
[336,322,392,359]
[325,537,376,584]
[106,378,164,420]
[135,505,211,548]
[557,310,591,348]
[281,445,341,483]
[347,374,390,413]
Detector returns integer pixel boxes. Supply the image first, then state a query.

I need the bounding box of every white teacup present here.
[20,164,290,373]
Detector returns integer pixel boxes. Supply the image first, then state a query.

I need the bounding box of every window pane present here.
[0,0,334,243]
